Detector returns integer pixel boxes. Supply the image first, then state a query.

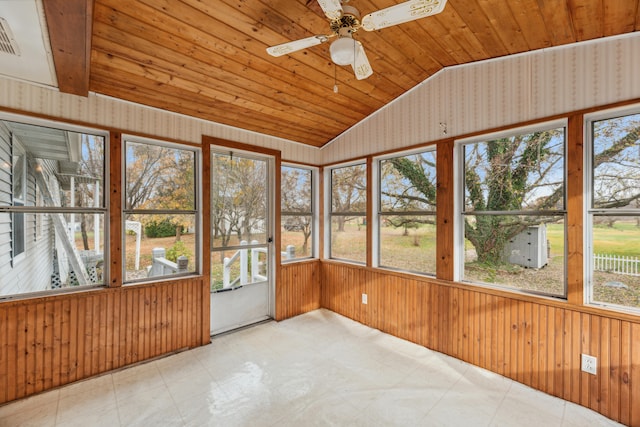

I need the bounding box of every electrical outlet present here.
[581,354,597,375]
[362,293,367,304]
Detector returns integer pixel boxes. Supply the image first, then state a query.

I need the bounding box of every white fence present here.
[593,253,640,276]
[148,247,189,277]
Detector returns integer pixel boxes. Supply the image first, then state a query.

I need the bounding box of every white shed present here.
[503,225,548,269]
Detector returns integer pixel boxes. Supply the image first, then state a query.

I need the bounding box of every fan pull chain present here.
[333,64,338,93]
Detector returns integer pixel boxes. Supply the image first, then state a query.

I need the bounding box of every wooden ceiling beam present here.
[43,0,93,97]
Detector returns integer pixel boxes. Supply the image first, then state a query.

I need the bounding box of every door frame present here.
[203,136,281,334]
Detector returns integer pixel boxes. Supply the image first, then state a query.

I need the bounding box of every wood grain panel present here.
[436,139,454,281]
[276,260,321,321]
[566,114,584,306]
[76,0,640,147]
[43,0,93,96]
[0,277,208,405]
[321,261,640,426]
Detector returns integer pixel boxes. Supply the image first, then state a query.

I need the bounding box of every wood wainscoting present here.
[0,277,210,405]
[321,261,640,426]
[276,260,321,321]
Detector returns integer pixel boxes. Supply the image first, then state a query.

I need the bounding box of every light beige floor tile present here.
[117,384,182,426]
[562,401,625,427]
[490,382,565,427]
[56,402,120,427]
[0,391,58,427]
[112,361,165,403]
[0,309,627,427]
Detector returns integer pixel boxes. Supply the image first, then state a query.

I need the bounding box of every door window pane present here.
[210,150,270,292]
[211,153,268,248]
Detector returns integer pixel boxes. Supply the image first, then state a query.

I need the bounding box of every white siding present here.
[322,33,640,163]
[0,125,55,296]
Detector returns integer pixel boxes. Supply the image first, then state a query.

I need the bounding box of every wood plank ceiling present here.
[46,0,640,147]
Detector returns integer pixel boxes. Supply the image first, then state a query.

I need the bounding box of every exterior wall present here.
[0,77,319,164]
[322,33,640,163]
[0,123,54,296]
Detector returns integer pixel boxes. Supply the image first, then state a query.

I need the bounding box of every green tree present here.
[381,153,436,235]
[389,123,640,266]
[463,130,564,264]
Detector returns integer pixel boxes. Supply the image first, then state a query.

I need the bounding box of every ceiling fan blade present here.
[361,0,447,31]
[266,35,329,57]
[352,41,373,80]
[317,0,343,20]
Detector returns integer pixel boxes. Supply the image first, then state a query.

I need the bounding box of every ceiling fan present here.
[266,0,447,80]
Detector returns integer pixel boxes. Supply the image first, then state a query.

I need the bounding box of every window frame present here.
[280,163,318,262]
[374,146,437,275]
[585,104,640,313]
[122,135,201,284]
[0,113,109,298]
[455,119,568,298]
[325,160,367,264]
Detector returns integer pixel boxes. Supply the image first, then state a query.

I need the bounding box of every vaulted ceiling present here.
[41,0,640,147]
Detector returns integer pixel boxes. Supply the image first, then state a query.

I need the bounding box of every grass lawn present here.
[592,222,640,256]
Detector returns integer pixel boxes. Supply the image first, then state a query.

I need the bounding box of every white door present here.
[210,149,274,335]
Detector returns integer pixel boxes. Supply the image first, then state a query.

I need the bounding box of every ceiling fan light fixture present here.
[330,36,357,66]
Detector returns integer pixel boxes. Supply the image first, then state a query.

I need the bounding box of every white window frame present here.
[281,163,319,262]
[584,104,640,312]
[373,145,437,275]
[324,160,367,263]
[122,135,202,284]
[454,119,568,297]
[0,112,109,296]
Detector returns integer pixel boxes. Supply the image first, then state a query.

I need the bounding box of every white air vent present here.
[0,17,21,56]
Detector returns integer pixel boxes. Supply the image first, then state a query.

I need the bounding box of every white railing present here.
[221,240,295,289]
[148,248,189,277]
[593,253,640,276]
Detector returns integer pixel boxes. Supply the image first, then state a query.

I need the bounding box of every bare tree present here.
[331,164,366,232]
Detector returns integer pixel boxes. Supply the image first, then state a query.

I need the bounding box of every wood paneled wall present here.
[0,277,209,405]
[321,262,640,426]
[0,241,319,407]
[276,260,321,321]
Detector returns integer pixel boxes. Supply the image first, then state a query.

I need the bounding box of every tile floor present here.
[0,309,624,427]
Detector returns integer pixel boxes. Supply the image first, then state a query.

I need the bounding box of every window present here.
[281,165,316,261]
[329,162,366,263]
[0,118,107,297]
[458,123,566,297]
[124,138,199,282]
[377,148,437,275]
[587,108,640,311]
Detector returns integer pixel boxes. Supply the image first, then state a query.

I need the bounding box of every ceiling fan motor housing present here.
[330,5,361,36]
